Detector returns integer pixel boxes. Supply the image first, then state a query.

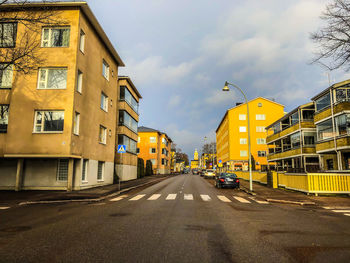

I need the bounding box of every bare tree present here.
[202,142,216,154]
[311,0,350,71]
[0,0,66,74]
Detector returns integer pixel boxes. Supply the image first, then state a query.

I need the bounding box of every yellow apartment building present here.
[311,79,350,171]
[137,126,172,174]
[266,102,319,173]
[0,2,125,190]
[216,98,284,171]
[115,76,142,181]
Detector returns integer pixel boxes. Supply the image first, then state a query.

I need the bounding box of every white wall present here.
[116,164,137,181]
[0,159,17,189]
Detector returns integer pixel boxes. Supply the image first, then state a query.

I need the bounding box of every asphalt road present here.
[1,174,350,263]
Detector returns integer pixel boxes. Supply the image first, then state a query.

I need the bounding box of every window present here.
[256,138,266,144]
[239,114,246,120]
[0,23,17,47]
[256,114,266,120]
[118,110,138,132]
[120,86,139,113]
[240,150,248,157]
[97,161,104,181]
[317,119,335,140]
[138,137,140,143]
[162,158,166,165]
[150,159,156,165]
[0,64,13,89]
[100,93,108,112]
[150,148,156,154]
[0,105,9,133]
[304,132,316,146]
[315,93,331,112]
[118,134,137,154]
[102,60,109,80]
[38,68,67,89]
[99,125,107,144]
[239,126,246,132]
[258,102,262,107]
[273,123,281,134]
[162,137,169,146]
[258,151,266,157]
[34,111,64,133]
[240,138,247,144]
[79,30,85,53]
[162,148,168,156]
[150,137,156,143]
[76,70,83,93]
[73,112,80,135]
[41,27,70,47]
[291,132,301,148]
[256,126,265,132]
[57,159,68,181]
[136,148,140,154]
[335,113,350,136]
[82,159,88,182]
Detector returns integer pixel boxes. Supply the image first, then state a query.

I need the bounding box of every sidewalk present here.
[0,175,171,206]
[239,179,350,207]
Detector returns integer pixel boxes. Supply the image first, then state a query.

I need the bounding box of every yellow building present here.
[0,2,125,190]
[190,149,199,169]
[115,76,142,181]
[137,126,172,174]
[216,98,284,171]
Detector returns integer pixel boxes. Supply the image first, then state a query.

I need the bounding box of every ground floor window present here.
[97,161,104,181]
[82,159,88,182]
[0,104,9,133]
[57,159,68,181]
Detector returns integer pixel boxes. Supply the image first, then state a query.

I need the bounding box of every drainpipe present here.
[330,88,341,170]
[298,108,304,173]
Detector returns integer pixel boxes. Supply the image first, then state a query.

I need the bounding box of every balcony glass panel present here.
[315,93,331,112]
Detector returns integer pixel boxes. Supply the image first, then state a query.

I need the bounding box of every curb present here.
[18,177,168,206]
[239,187,257,196]
[266,198,316,206]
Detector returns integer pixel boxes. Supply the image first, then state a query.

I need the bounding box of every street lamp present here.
[223,81,253,191]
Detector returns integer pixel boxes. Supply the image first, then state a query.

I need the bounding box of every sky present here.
[87,0,350,159]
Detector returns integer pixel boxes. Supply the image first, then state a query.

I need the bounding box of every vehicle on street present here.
[200,169,206,177]
[192,168,199,175]
[204,169,216,179]
[214,172,240,189]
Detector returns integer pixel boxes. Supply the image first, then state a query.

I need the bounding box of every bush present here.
[145,160,153,176]
[137,158,145,178]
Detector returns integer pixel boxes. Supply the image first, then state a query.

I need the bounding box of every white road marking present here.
[110,195,128,202]
[217,195,231,202]
[0,207,10,210]
[166,194,177,200]
[323,207,350,210]
[184,194,193,200]
[233,196,251,203]
[200,195,211,201]
[344,214,350,216]
[148,194,161,200]
[331,210,350,213]
[248,197,269,204]
[129,194,145,201]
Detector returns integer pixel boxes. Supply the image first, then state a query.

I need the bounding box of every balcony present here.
[267,146,316,161]
[316,136,350,153]
[266,120,315,143]
[314,101,350,123]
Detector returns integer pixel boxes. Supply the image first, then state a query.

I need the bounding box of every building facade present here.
[115,77,142,181]
[216,98,285,171]
[266,102,319,173]
[137,126,172,174]
[0,2,125,190]
[190,149,199,169]
[311,79,350,171]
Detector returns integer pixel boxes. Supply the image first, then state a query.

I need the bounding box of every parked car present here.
[214,173,240,189]
[200,169,206,177]
[204,169,216,179]
[192,168,199,175]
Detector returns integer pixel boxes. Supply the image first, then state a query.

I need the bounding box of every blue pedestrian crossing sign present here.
[117,145,126,153]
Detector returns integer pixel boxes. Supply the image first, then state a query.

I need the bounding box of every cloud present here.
[168,95,181,108]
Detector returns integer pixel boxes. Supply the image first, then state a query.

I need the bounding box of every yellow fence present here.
[275,172,350,194]
[234,171,267,184]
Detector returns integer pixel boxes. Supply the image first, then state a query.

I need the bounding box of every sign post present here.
[117,145,126,190]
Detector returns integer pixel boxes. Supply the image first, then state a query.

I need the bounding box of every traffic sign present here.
[218,159,222,163]
[117,145,126,153]
[218,163,223,167]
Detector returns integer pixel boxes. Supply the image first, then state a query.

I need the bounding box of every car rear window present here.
[222,173,237,178]
[207,169,214,172]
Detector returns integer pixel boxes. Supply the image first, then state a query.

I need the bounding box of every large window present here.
[0,64,13,89]
[303,132,316,146]
[335,113,350,136]
[57,159,68,181]
[99,125,107,144]
[118,134,137,154]
[38,68,67,89]
[100,93,108,112]
[119,110,138,133]
[34,111,64,133]
[0,105,9,133]
[0,23,17,47]
[41,27,70,47]
[120,86,139,113]
[317,119,334,140]
[315,93,331,112]
[290,112,299,125]
[291,132,301,148]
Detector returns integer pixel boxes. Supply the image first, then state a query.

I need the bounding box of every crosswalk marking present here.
[166,194,177,200]
[217,195,231,202]
[345,214,350,216]
[323,207,350,210]
[332,210,350,213]
[248,197,269,204]
[110,195,128,202]
[184,194,193,200]
[129,194,145,201]
[0,207,10,210]
[148,194,161,200]
[233,196,251,203]
[200,195,211,201]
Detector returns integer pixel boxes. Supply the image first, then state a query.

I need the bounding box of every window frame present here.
[79,29,85,53]
[0,22,17,48]
[257,151,267,157]
[240,138,247,144]
[256,126,265,133]
[37,67,68,90]
[256,114,266,120]
[240,150,248,157]
[102,60,109,80]
[76,70,83,93]
[150,137,156,143]
[256,138,266,144]
[57,159,69,181]
[239,126,247,133]
[239,114,246,120]
[41,26,70,48]
[33,110,64,133]
[99,125,107,144]
[97,161,104,181]
[0,64,13,89]
[0,104,9,133]
[82,159,88,182]
[73,112,80,135]
[100,92,108,112]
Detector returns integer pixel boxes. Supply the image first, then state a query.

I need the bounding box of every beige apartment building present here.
[115,76,142,181]
[0,2,125,190]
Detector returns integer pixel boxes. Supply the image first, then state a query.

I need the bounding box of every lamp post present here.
[222,81,253,191]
